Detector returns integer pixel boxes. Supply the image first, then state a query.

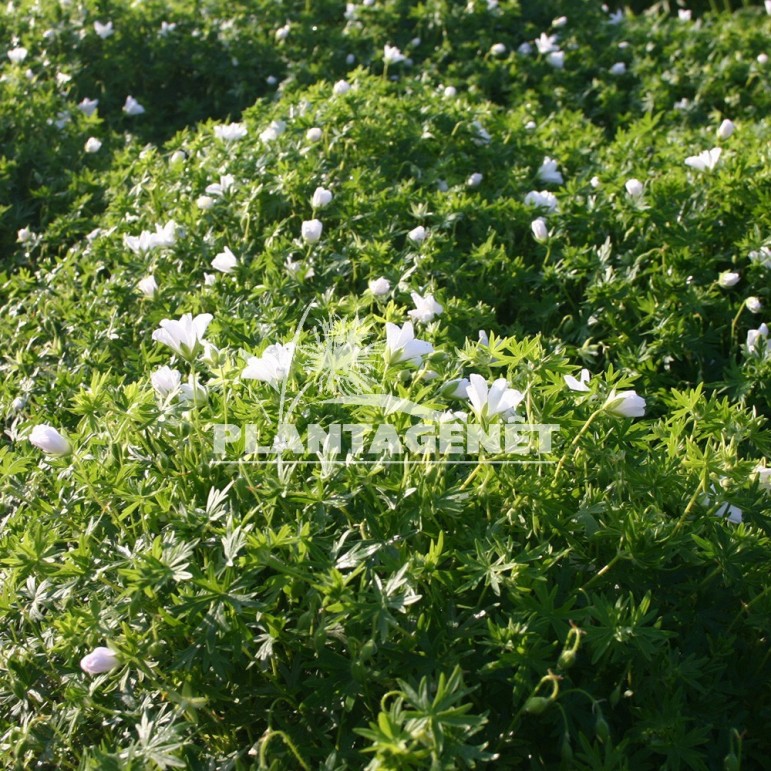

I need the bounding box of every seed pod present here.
[595,715,610,743]
[723,753,740,771]
[522,696,551,715]
[561,734,573,762]
[558,649,576,670]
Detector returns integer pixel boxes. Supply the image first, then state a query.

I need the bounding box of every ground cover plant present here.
[1,0,771,768]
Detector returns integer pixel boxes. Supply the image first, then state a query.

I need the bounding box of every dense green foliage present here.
[1,0,770,769]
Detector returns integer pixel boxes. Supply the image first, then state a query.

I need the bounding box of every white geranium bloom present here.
[214,122,247,142]
[467,172,483,188]
[385,322,433,366]
[29,424,71,456]
[518,41,533,55]
[531,217,548,243]
[490,43,506,56]
[685,147,721,172]
[384,44,406,64]
[407,225,427,244]
[443,85,457,97]
[524,190,558,212]
[205,174,235,197]
[94,21,113,38]
[757,54,768,65]
[138,275,158,297]
[306,127,323,142]
[749,246,771,268]
[169,149,186,166]
[466,373,524,419]
[546,50,565,68]
[152,313,213,359]
[625,178,644,198]
[369,277,391,296]
[122,96,145,116]
[123,231,156,254]
[212,246,238,274]
[746,297,762,314]
[538,157,563,185]
[197,195,215,210]
[535,32,559,54]
[678,9,692,21]
[242,342,296,388]
[159,21,177,36]
[754,463,771,492]
[609,61,626,75]
[604,390,646,418]
[301,219,323,243]
[260,120,286,143]
[203,273,216,286]
[77,97,99,116]
[718,271,740,288]
[151,365,181,397]
[608,9,624,24]
[408,292,443,324]
[564,368,591,392]
[715,501,742,524]
[153,221,176,248]
[333,80,351,95]
[80,647,119,676]
[552,15,567,27]
[275,23,290,41]
[590,176,601,188]
[7,46,28,63]
[717,119,735,140]
[84,136,102,153]
[746,323,770,354]
[311,187,333,209]
[17,227,33,243]
[442,378,471,399]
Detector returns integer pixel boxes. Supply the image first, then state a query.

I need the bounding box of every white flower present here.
[552,15,567,27]
[159,21,177,36]
[7,46,28,63]
[260,119,286,143]
[385,322,433,366]
[80,647,119,676]
[442,378,470,399]
[169,149,186,166]
[490,43,506,56]
[11,395,27,412]
[407,225,427,244]
[678,9,692,21]
[124,231,156,255]
[625,178,644,198]
[153,221,177,248]
[311,187,333,209]
[746,323,770,354]
[590,176,601,188]
[609,61,626,75]
[535,32,559,54]
[466,373,524,419]
[17,227,33,243]
[369,277,391,296]
[408,291,443,324]
[531,217,548,243]
[608,9,624,24]
[564,368,591,392]
[275,23,290,41]
[467,172,483,188]
[138,275,158,297]
[746,297,762,314]
[306,127,323,142]
[333,80,351,95]
[152,313,213,359]
[685,147,721,172]
[604,390,646,418]
[212,246,238,274]
[29,424,71,456]
[84,136,102,153]
[205,174,235,197]
[242,342,296,388]
[524,190,558,212]
[754,463,771,492]
[301,219,323,243]
[717,119,735,140]
[214,122,247,142]
[443,85,457,97]
[197,195,215,210]
[203,273,216,286]
[122,96,145,116]
[766,0,771,14]
[718,271,740,288]
[94,21,113,39]
[749,246,771,268]
[715,501,742,524]
[538,157,563,185]
[384,44,406,64]
[151,365,181,397]
[77,97,99,116]
[179,374,208,405]
[547,50,565,68]
[284,257,314,280]
[758,53,768,65]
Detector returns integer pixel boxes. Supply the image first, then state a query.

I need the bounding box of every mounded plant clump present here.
[1,0,770,768]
